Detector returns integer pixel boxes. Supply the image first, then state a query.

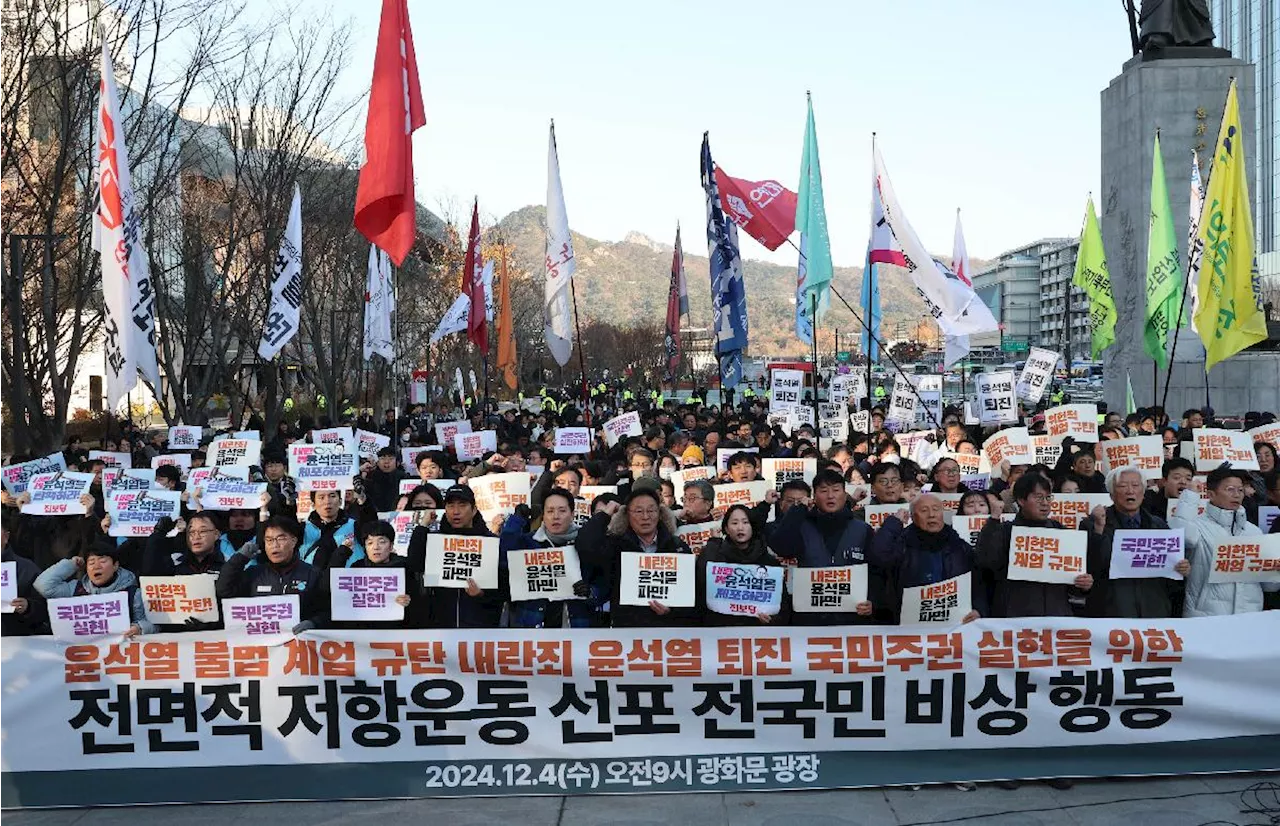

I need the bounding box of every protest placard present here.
[913,375,943,427]
[953,514,994,547]
[21,472,93,515]
[769,369,803,411]
[711,481,770,519]
[356,429,391,459]
[575,485,618,525]
[975,371,1018,426]
[1109,530,1185,580]
[602,412,642,447]
[983,427,1032,468]
[469,472,531,513]
[618,552,695,607]
[1015,347,1060,404]
[900,573,972,625]
[209,439,261,467]
[1030,434,1063,467]
[933,450,983,475]
[851,409,871,433]
[1,452,67,495]
[1045,404,1099,442]
[312,426,355,451]
[886,374,919,427]
[961,473,992,491]
[1193,428,1259,472]
[331,569,405,622]
[862,503,909,530]
[424,534,499,589]
[1007,527,1087,584]
[676,521,720,555]
[705,563,784,617]
[201,479,268,511]
[790,565,867,613]
[378,510,428,552]
[167,425,202,450]
[454,430,497,462]
[222,595,299,636]
[1098,436,1165,478]
[1167,496,1208,521]
[819,413,849,444]
[0,561,16,612]
[88,450,131,469]
[717,447,759,474]
[1208,535,1280,583]
[288,443,357,492]
[553,428,592,455]
[760,458,816,492]
[103,467,156,493]
[1048,493,1114,529]
[107,490,182,537]
[1257,506,1280,533]
[435,420,471,448]
[1248,422,1280,452]
[138,576,219,624]
[49,593,130,639]
[507,546,583,602]
[151,453,192,473]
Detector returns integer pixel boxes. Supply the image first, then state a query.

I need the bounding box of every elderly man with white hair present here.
[1080,465,1190,618]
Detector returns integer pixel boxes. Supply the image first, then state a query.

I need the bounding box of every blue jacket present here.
[500,513,602,628]
[767,504,885,625]
[868,516,989,623]
[301,513,364,567]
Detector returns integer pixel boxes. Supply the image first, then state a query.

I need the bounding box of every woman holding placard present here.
[500,488,602,629]
[695,504,787,627]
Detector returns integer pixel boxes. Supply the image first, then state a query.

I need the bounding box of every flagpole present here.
[810,292,820,423]
[570,280,591,425]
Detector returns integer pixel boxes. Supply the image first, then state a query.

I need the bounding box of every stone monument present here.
[1099,3,1278,416]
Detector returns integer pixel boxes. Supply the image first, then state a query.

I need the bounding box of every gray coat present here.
[33,558,156,634]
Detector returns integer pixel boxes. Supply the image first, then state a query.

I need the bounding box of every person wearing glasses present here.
[927,457,967,495]
[975,472,1094,619]
[216,514,328,633]
[677,480,715,525]
[138,510,230,578]
[1171,464,1279,617]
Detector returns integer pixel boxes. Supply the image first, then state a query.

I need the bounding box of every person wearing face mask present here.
[1143,457,1196,521]
[330,520,418,628]
[1171,465,1279,616]
[657,453,680,481]
[35,545,155,638]
[1081,466,1188,618]
[626,448,657,480]
[501,488,603,628]
[696,504,789,627]
[869,494,986,625]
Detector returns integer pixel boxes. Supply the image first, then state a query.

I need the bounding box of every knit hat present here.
[681,445,704,465]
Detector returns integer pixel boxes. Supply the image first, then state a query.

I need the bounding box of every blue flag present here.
[859,253,881,361]
[701,133,748,388]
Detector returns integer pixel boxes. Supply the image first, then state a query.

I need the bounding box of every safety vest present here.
[656,394,665,406]
[743,388,755,398]
[1051,391,1065,404]
[597,383,606,394]
[284,398,295,412]
[623,390,633,401]
[315,394,327,409]
[539,387,548,397]
[873,386,886,399]
[689,395,702,405]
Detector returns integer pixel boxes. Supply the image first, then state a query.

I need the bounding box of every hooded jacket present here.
[576,506,696,628]
[34,557,156,634]
[1170,489,1278,617]
[869,516,989,623]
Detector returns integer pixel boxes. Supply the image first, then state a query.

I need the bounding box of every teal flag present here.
[1144,132,1184,369]
[795,93,832,325]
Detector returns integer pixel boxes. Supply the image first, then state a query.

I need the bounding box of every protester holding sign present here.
[1080,466,1188,618]
[695,504,788,626]
[869,494,986,625]
[299,490,366,568]
[328,521,418,629]
[1,517,49,636]
[215,515,327,632]
[420,485,505,629]
[139,511,231,581]
[975,473,1093,617]
[500,488,601,628]
[1171,465,1278,617]
[33,546,153,638]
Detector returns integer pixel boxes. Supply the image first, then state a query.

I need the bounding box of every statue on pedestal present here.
[1125,0,1225,59]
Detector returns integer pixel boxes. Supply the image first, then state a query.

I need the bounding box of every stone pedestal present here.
[1099,56,1257,415]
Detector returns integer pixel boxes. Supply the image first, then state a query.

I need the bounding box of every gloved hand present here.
[572,580,590,599]
[236,539,260,559]
[514,503,532,522]
[292,620,316,634]
[184,616,208,630]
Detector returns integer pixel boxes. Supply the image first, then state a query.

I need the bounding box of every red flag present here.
[463,199,488,355]
[664,225,685,380]
[354,0,425,266]
[713,166,797,251]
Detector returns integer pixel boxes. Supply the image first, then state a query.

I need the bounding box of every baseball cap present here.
[443,484,475,505]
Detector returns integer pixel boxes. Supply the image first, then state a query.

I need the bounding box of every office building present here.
[970,238,1071,356]
[1037,240,1093,366]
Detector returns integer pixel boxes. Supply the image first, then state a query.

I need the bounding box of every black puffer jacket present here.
[696,536,789,627]
[576,508,696,628]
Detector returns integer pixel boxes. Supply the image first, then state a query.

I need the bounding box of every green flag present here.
[1144,133,1184,369]
[795,93,832,324]
[1126,370,1136,415]
[1071,196,1117,360]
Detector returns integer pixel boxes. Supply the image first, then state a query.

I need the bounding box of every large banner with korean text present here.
[3,615,1279,807]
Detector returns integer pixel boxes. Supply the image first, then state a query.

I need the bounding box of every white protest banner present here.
[1168,496,1207,522]
[103,467,155,494]
[790,406,816,427]
[1247,422,1280,452]
[201,479,268,511]
[356,429,391,459]
[705,562,784,618]
[1007,526,1087,584]
[677,521,720,555]
[454,430,497,462]
[851,409,871,433]
[378,510,430,552]
[790,565,867,613]
[312,426,356,452]
[553,428,592,455]
[138,576,219,624]
[20,472,93,515]
[575,485,617,524]
[618,552,695,607]
[767,411,792,435]
[186,466,247,497]
[1030,434,1063,467]
[1208,535,1280,583]
[209,439,261,468]
[1193,428,1259,472]
[1048,493,1114,530]
[507,546,584,602]
[900,573,972,625]
[0,561,16,612]
[223,595,299,636]
[819,414,849,444]
[151,453,192,473]
[602,412,642,447]
[894,430,933,463]
[769,369,804,411]
[818,402,844,422]
[975,371,1017,426]
[167,425,202,450]
[886,374,918,427]
[1257,506,1280,533]
[983,427,1032,468]
[1098,436,1165,479]
[424,534,499,589]
[829,373,865,407]
[716,447,759,474]
[953,514,994,547]
[1109,530,1185,580]
[761,458,817,492]
[49,593,131,639]
[401,446,440,472]
[89,450,131,469]
[232,430,261,441]
[1016,347,1060,404]
[1046,404,1099,443]
[1,452,67,495]
[331,568,405,622]
[671,466,713,504]
[932,450,983,476]
[394,477,422,496]
[711,480,770,519]
[961,473,991,491]
[107,490,181,537]
[435,420,471,448]
[863,503,908,530]
[288,443,357,492]
[913,375,943,427]
[469,472,531,513]
[934,492,963,523]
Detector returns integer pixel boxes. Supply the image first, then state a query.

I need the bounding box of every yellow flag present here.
[1071,196,1117,360]
[1193,79,1268,370]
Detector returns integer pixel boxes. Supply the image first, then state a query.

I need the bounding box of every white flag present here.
[363,244,394,361]
[430,293,470,345]
[945,209,972,368]
[1187,150,1205,335]
[873,143,997,335]
[94,37,159,411]
[481,259,496,323]
[258,185,303,360]
[545,121,576,366]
